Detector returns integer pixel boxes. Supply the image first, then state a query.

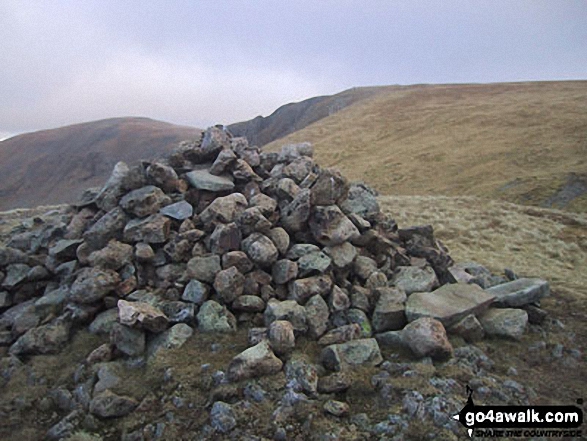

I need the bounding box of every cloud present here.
[0,0,586,134]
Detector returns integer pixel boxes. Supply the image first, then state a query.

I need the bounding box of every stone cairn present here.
[0,126,549,423]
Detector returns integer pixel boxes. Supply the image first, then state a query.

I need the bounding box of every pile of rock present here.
[0,126,550,423]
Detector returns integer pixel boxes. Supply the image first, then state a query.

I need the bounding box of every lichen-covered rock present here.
[69,267,120,304]
[305,294,330,339]
[264,299,307,333]
[392,266,439,295]
[214,266,245,303]
[123,214,171,244]
[87,240,133,270]
[159,200,193,220]
[199,193,247,225]
[289,275,333,304]
[320,338,383,371]
[110,323,145,357]
[486,278,550,307]
[272,259,298,285]
[478,308,528,340]
[186,255,221,283]
[119,185,171,217]
[242,233,279,267]
[197,300,237,333]
[185,169,235,192]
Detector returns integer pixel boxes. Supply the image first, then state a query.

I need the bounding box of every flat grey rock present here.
[185,169,234,192]
[406,283,495,327]
[486,278,549,307]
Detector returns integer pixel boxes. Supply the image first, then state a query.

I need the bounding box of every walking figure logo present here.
[452,385,476,437]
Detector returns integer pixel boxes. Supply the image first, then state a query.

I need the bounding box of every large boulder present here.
[478,308,528,340]
[405,283,495,327]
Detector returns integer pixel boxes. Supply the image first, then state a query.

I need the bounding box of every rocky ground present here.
[0,129,585,440]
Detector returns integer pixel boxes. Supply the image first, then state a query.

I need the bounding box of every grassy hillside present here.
[265,81,587,211]
[0,117,202,210]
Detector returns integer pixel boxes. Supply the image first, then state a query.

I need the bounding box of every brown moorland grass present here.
[265,81,587,212]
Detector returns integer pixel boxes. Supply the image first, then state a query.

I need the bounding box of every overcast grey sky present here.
[1,0,586,139]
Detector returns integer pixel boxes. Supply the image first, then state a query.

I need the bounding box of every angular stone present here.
[324,242,357,269]
[305,294,330,339]
[84,207,130,248]
[310,168,349,206]
[134,242,155,262]
[206,223,239,256]
[478,308,528,340]
[268,320,295,355]
[49,239,84,260]
[209,148,237,175]
[185,169,235,192]
[339,182,380,221]
[282,157,314,183]
[264,299,307,333]
[227,340,283,382]
[318,324,361,346]
[210,401,237,434]
[284,356,318,396]
[309,205,360,246]
[118,300,168,333]
[182,279,210,305]
[186,255,221,283]
[272,259,298,285]
[123,214,171,244]
[146,162,179,192]
[276,177,300,201]
[393,266,439,295]
[0,246,29,266]
[199,193,248,225]
[2,264,30,288]
[250,193,278,217]
[248,327,268,346]
[405,283,496,327]
[286,243,321,260]
[148,323,194,357]
[90,390,138,419]
[267,227,290,256]
[278,143,314,162]
[289,275,333,305]
[159,201,193,220]
[110,323,145,357]
[320,338,383,371]
[201,126,231,159]
[329,285,351,312]
[486,278,550,307]
[197,300,236,333]
[402,317,453,360]
[89,309,119,335]
[353,256,378,280]
[9,320,70,355]
[372,290,406,333]
[69,267,120,304]
[448,314,485,342]
[242,233,278,267]
[160,301,195,324]
[232,295,265,312]
[236,207,272,236]
[0,291,12,308]
[280,189,311,233]
[347,308,372,338]
[214,266,245,304]
[119,185,171,217]
[297,251,331,277]
[87,240,133,270]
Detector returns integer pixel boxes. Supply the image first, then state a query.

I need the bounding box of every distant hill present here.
[263,81,587,212]
[228,87,379,147]
[0,117,202,210]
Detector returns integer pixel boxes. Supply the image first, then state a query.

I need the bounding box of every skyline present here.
[1,1,586,139]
